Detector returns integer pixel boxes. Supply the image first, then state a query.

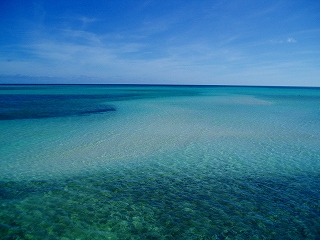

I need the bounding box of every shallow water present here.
[0,85,320,239]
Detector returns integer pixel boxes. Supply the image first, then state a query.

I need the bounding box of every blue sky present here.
[1,0,320,86]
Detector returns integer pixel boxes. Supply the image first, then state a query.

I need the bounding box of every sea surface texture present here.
[1,85,320,239]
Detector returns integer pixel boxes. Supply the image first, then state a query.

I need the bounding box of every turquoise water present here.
[0,85,320,239]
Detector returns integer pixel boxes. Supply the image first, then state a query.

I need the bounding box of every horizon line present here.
[1,83,320,89]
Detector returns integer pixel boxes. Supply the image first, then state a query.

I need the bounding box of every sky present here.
[0,0,320,86]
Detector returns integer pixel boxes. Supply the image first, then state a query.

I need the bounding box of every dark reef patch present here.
[0,94,117,120]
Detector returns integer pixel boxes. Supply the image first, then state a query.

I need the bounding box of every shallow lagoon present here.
[1,85,320,239]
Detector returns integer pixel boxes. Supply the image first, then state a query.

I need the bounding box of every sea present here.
[0,84,319,239]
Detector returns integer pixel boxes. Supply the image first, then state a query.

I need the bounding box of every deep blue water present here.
[0,85,320,239]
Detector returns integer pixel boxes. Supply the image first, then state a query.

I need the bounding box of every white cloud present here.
[270,38,297,44]
[270,40,283,44]
[287,38,297,43]
[80,17,97,25]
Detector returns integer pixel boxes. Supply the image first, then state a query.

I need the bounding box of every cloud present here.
[287,38,297,43]
[80,17,97,24]
[270,37,297,44]
[270,40,283,44]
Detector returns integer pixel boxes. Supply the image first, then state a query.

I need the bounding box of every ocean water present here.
[0,85,320,239]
